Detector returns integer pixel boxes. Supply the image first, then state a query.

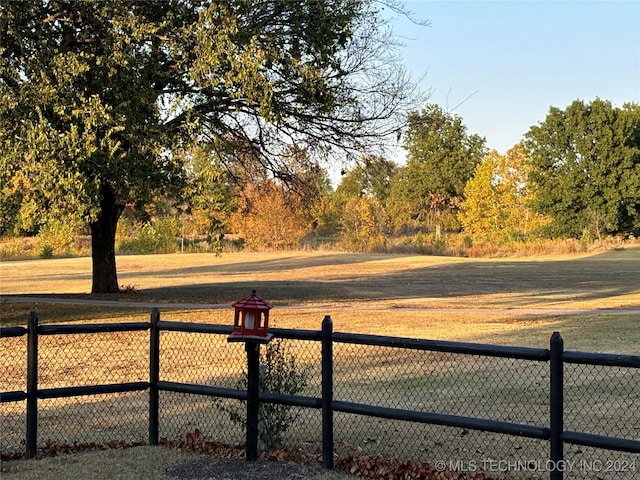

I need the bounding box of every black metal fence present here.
[1,310,639,479]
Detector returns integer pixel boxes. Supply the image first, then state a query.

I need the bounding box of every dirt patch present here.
[167,458,314,480]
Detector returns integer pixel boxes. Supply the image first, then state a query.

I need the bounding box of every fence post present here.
[322,315,334,469]
[550,331,564,480]
[245,341,261,461]
[26,310,38,458]
[149,308,160,446]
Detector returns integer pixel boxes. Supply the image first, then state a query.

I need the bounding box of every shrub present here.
[0,237,38,260]
[117,218,180,254]
[218,338,310,450]
[37,219,76,258]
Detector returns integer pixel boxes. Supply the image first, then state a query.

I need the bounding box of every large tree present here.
[459,145,548,241]
[334,155,397,206]
[332,155,397,248]
[523,99,640,238]
[1,0,417,292]
[389,104,487,235]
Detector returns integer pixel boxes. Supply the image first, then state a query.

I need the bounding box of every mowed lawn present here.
[1,249,639,479]
[1,247,639,352]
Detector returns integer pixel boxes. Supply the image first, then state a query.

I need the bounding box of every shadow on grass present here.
[130,249,640,307]
[2,249,639,319]
[0,302,149,326]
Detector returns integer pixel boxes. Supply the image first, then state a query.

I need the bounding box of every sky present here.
[388,0,640,155]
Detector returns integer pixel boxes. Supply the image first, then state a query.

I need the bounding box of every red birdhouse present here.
[228,290,273,342]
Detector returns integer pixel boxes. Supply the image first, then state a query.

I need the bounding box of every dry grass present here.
[2,247,639,341]
[2,248,639,310]
[1,249,639,478]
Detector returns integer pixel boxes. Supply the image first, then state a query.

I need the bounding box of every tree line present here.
[1,1,638,293]
[4,97,638,254]
[182,98,637,252]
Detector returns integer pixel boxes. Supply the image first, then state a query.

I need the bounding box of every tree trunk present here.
[435,223,442,240]
[90,184,124,293]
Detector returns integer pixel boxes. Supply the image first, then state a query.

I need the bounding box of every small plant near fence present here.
[217,338,310,449]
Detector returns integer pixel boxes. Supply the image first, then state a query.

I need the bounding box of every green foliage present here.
[334,156,397,205]
[331,155,397,250]
[524,99,640,238]
[180,146,236,247]
[117,218,179,254]
[338,196,388,252]
[459,152,501,238]
[36,219,77,258]
[389,105,487,233]
[403,105,487,197]
[459,145,548,241]
[331,156,398,252]
[330,156,397,244]
[219,339,310,450]
[1,1,415,292]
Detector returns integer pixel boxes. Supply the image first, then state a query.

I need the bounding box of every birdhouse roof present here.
[232,290,272,310]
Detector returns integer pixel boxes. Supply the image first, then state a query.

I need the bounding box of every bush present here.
[37,219,76,258]
[117,218,180,254]
[218,338,310,450]
[0,237,38,260]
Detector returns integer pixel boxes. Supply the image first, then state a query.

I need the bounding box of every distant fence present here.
[1,310,639,479]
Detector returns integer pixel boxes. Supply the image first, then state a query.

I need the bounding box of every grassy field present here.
[3,249,640,309]
[1,249,639,479]
[2,248,640,350]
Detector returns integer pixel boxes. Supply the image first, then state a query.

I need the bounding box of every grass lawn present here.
[1,249,639,479]
[2,247,639,351]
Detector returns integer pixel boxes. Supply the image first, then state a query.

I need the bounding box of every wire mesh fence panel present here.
[158,391,244,446]
[563,445,639,480]
[0,335,26,393]
[564,363,639,439]
[332,343,549,423]
[564,363,640,480]
[333,412,549,478]
[332,342,551,477]
[157,336,323,454]
[250,338,322,455]
[277,406,323,456]
[156,329,245,446]
[274,338,322,395]
[37,329,149,389]
[37,391,148,448]
[159,331,245,387]
[28,327,147,452]
[0,401,25,455]
[2,319,638,475]
[0,335,26,455]
[157,398,323,457]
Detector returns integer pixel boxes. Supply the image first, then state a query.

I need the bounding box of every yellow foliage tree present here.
[460,145,548,241]
[339,196,387,251]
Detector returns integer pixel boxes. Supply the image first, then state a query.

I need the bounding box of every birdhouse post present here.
[228,290,274,461]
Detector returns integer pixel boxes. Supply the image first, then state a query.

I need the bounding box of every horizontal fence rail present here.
[332,331,551,361]
[1,309,639,479]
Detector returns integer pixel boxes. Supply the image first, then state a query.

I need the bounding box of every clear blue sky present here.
[390,0,640,154]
